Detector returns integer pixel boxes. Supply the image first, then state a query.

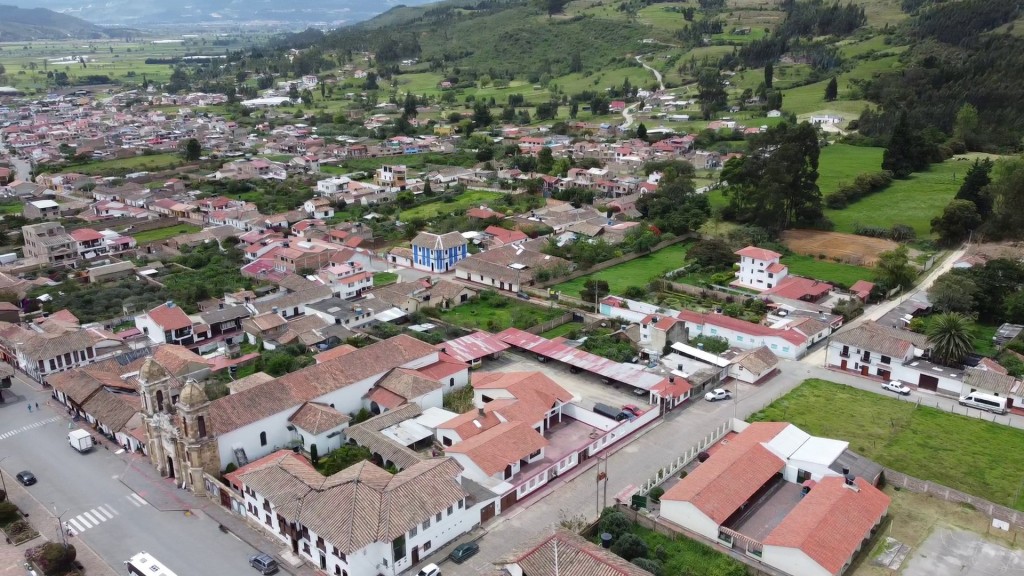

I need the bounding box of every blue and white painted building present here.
[411,231,468,273]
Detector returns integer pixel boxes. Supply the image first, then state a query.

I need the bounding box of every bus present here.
[125,552,178,576]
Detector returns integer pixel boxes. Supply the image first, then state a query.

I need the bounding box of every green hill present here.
[0,5,124,40]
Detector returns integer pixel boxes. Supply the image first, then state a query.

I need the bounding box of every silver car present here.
[882,381,911,395]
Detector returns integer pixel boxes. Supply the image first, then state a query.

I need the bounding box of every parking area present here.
[901,526,1024,576]
[483,350,656,412]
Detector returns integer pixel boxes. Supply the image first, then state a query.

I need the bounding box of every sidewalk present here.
[0,469,116,576]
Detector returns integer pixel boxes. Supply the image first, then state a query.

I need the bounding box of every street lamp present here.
[53,505,69,563]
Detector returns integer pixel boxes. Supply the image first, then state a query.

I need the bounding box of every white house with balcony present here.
[734,246,787,291]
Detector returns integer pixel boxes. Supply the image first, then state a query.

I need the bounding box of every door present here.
[918,374,939,391]
[840,359,847,370]
[166,456,175,479]
[500,491,518,512]
[860,365,868,376]
[411,546,420,564]
[878,369,891,380]
[480,502,496,523]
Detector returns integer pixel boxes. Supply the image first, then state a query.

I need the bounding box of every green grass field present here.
[825,157,973,237]
[438,290,564,331]
[74,153,183,176]
[132,223,201,244]
[554,243,690,296]
[780,254,874,287]
[399,190,504,221]
[817,144,885,195]
[750,379,1024,510]
[373,272,398,286]
[540,321,583,339]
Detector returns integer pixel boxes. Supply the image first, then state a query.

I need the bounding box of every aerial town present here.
[1,0,1024,574]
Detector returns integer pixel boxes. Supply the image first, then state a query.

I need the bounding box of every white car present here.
[882,381,911,395]
[704,388,732,402]
[417,564,441,576]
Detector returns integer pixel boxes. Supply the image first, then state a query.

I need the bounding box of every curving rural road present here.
[621,55,665,129]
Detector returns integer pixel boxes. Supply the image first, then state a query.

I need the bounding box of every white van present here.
[959,391,1008,414]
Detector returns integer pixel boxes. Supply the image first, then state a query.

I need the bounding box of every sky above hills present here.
[5,0,435,27]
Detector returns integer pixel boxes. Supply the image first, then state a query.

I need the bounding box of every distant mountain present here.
[0,4,124,40]
[1,0,440,27]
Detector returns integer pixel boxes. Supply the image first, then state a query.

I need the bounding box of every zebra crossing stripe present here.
[67,518,84,533]
[81,511,101,525]
[98,505,117,517]
[75,515,92,529]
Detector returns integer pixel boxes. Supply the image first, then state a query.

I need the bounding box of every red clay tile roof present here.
[146,302,192,330]
[764,277,833,301]
[288,402,350,434]
[500,529,654,576]
[735,246,782,261]
[416,353,467,380]
[314,344,357,364]
[661,422,789,523]
[445,421,548,476]
[764,476,890,574]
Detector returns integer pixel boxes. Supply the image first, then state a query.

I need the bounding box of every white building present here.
[134,301,195,347]
[225,451,488,576]
[660,421,889,576]
[303,198,335,219]
[734,246,787,291]
[316,176,353,197]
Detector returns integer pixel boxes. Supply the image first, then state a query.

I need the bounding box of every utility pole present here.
[595,456,608,517]
[53,505,69,564]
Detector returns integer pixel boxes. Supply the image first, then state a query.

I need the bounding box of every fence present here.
[884,468,1024,530]
[524,311,575,335]
[635,419,733,496]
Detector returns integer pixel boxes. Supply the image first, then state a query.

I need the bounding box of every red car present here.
[622,404,645,416]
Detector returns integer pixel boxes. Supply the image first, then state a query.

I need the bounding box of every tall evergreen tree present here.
[882,112,923,178]
[636,122,648,141]
[954,158,994,216]
[824,77,838,101]
[764,63,773,89]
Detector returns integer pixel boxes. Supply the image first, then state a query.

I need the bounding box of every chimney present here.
[669,376,675,384]
[477,407,485,417]
[842,467,850,476]
[844,474,855,486]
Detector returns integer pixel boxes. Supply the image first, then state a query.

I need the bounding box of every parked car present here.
[622,404,645,416]
[448,542,480,564]
[16,471,36,486]
[417,564,441,576]
[517,291,531,300]
[704,388,732,402]
[882,381,911,395]
[249,553,279,575]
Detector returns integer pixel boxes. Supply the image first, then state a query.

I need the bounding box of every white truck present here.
[68,429,94,453]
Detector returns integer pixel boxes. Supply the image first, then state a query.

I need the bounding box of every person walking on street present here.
[27,404,32,413]
[34,402,38,410]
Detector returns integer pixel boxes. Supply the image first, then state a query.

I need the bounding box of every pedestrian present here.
[34,402,38,410]
[27,404,31,413]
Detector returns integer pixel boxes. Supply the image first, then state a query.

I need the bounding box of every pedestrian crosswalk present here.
[65,505,118,535]
[0,417,60,441]
[125,493,148,507]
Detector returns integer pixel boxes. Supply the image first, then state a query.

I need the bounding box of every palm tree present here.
[926,312,974,366]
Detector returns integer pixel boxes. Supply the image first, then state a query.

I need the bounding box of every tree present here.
[183,138,201,162]
[721,122,824,232]
[953,103,980,149]
[318,445,371,475]
[824,77,838,101]
[610,533,648,562]
[697,67,727,120]
[1004,291,1024,324]
[931,199,981,246]
[537,147,554,174]
[688,238,736,270]
[623,226,659,253]
[309,444,319,467]
[300,88,313,106]
[928,273,978,314]
[471,101,493,129]
[580,279,610,302]
[873,245,916,291]
[288,83,299,101]
[926,312,974,366]
[985,157,1024,238]
[422,179,433,196]
[632,558,664,576]
[764,63,773,89]
[882,111,934,178]
[636,122,647,141]
[403,92,418,118]
[599,511,631,539]
[635,162,711,235]
[954,158,993,216]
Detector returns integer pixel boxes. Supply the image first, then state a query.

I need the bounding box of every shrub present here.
[611,533,649,561]
[632,557,664,576]
[0,501,19,524]
[600,511,631,540]
[0,488,5,502]
[29,542,76,576]
[649,487,665,502]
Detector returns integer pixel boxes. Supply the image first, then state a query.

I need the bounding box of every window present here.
[458,499,465,509]
[782,347,790,352]
[709,328,718,335]
[442,437,452,447]
[435,512,442,522]
[881,355,891,365]
[260,431,267,446]
[736,336,743,342]
[391,536,406,562]
[422,541,431,552]
[409,526,417,537]
[156,390,164,412]
[422,518,430,530]
[771,344,778,350]
[197,416,207,438]
[449,377,455,388]
[447,505,453,515]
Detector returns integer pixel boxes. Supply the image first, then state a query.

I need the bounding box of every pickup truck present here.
[68,429,94,453]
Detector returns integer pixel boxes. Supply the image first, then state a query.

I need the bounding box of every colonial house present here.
[498,529,654,576]
[0,322,127,382]
[408,232,468,273]
[224,452,485,576]
[303,198,335,219]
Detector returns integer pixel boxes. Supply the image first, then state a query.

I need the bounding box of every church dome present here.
[139,357,168,384]
[179,379,208,407]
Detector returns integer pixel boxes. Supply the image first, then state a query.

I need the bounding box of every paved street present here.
[0,375,263,576]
